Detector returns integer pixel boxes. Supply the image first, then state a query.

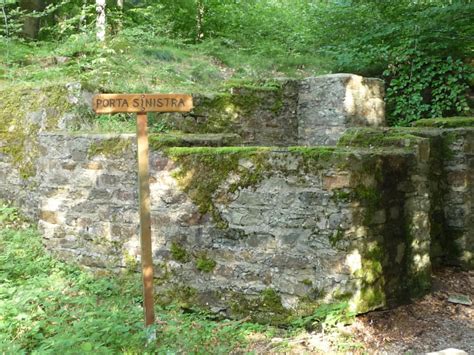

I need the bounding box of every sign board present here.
[93,94,193,114]
[92,93,193,330]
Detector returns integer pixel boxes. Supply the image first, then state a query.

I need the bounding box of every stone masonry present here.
[0,77,472,324]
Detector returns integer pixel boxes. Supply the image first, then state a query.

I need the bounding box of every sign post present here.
[93,94,193,328]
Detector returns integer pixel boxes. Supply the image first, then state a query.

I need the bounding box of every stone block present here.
[298,74,385,146]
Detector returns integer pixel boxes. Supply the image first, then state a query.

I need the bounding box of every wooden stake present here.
[136,113,155,327]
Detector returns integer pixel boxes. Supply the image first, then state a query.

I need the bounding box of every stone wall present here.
[426,129,474,269]
[337,127,474,270]
[1,79,472,324]
[4,132,437,323]
[158,74,385,146]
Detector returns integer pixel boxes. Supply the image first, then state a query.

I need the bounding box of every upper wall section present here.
[0,74,385,150]
[151,74,386,146]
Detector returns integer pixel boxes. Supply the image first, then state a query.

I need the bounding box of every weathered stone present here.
[1,81,473,323]
[298,74,385,146]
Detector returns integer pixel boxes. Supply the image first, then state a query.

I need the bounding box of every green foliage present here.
[1,0,472,129]
[0,201,23,228]
[0,204,276,352]
[87,137,131,158]
[195,254,217,272]
[384,46,471,126]
[170,242,189,263]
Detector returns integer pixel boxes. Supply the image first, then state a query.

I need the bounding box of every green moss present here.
[412,116,474,128]
[332,189,351,202]
[122,250,139,273]
[166,147,271,225]
[354,286,386,312]
[337,128,422,149]
[170,242,189,263]
[196,254,217,272]
[228,288,290,325]
[0,84,73,178]
[159,85,285,135]
[149,132,241,150]
[301,279,313,286]
[353,185,382,225]
[165,146,272,156]
[156,285,198,308]
[87,137,131,158]
[329,229,344,248]
[287,146,337,160]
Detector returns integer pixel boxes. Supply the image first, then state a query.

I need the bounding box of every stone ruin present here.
[0,74,472,323]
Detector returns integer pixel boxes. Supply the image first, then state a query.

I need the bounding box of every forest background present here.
[1,0,473,127]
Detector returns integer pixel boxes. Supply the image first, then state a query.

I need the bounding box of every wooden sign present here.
[92,93,193,331]
[93,94,193,114]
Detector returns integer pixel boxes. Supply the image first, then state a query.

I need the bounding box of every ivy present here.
[384,44,472,126]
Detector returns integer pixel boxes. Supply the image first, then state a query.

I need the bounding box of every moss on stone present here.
[156,285,198,308]
[170,242,189,263]
[149,132,242,150]
[337,128,422,149]
[0,84,74,178]
[287,146,338,160]
[412,116,474,128]
[331,189,351,202]
[158,84,286,135]
[87,137,131,158]
[353,185,382,225]
[354,285,386,312]
[228,288,291,325]
[195,253,217,272]
[165,147,272,226]
[122,250,139,273]
[329,229,345,248]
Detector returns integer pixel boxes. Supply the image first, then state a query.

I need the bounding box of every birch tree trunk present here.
[19,0,45,39]
[195,0,204,42]
[96,0,106,42]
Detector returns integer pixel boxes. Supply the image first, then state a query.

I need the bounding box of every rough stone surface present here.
[158,74,385,146]
[298,74,386,146]
[0,132,440,321]
[0,78,472,323]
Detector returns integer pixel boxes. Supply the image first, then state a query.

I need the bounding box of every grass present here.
[0,31,330,95]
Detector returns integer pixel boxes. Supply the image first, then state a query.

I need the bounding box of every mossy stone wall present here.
[7,133,436,323]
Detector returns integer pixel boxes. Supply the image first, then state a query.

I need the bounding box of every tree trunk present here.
[19,0,45,39]
[195,0,205,42]
[96,0,106,42]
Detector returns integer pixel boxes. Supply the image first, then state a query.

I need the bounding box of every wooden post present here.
[136,113,155,326]
[92,93,192,329]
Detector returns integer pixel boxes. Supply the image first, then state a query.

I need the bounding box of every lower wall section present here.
[23,134,432,322]
[0,128,472,323]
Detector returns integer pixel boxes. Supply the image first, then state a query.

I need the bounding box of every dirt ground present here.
[351,267,474,354]
[258,267,474,354]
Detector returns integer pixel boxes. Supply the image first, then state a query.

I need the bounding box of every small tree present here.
[96,0,106,41]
